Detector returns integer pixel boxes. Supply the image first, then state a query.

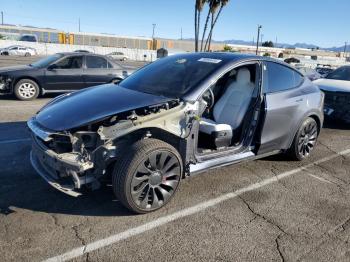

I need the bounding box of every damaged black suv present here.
[28,53,324,213]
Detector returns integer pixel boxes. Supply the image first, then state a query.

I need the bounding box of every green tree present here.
[223,45,232,51]
[262,41,274,47]
[0,34,4,40]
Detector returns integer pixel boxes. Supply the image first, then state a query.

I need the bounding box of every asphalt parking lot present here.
[1,59,350,262]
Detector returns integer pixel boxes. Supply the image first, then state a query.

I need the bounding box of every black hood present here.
[35,84,173,131]
[0,65,33,74]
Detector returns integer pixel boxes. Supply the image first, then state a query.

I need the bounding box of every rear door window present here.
[86,56,108,69]
[264,62,303,93]
[55,56,83,69]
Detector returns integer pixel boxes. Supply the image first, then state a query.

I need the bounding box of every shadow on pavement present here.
[0,121,134,217]
[0,93,58,101]
[0,117,349,217]
[323,117,350,130]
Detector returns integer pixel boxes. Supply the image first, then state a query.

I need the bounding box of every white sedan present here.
[107,51,129,61]
[0,45,37,56]
[314,65,350,122]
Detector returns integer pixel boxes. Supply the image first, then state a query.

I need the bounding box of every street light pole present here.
[78,18,81,32]
[256,25,262,55]
[152,24,156,39]
[1,11,3,25]
[344,41,347,58]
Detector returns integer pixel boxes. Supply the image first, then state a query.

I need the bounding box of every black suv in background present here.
[0,53,134,100]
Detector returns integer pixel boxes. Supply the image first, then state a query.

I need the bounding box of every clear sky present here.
[1,0,349,47]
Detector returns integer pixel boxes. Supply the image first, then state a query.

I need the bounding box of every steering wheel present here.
[202,88,215,109]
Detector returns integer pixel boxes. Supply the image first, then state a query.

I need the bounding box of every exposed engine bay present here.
[28,99,199,196]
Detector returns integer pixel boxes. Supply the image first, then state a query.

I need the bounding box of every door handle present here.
[295,98,303,102]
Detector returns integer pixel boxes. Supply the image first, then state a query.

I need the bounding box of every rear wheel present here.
[112,138,182,213]
[14,79,40,101]
[288,117,319,160]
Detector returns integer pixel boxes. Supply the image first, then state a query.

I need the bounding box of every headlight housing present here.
[0,75,12,90]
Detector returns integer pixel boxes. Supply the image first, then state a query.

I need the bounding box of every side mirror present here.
[47,64,58,70]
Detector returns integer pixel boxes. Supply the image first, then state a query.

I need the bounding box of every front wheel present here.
[14,79,40,100]
[112,138,182,213]
[288,117,319,160]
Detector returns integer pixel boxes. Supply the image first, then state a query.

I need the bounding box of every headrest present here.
[236,68,251,84]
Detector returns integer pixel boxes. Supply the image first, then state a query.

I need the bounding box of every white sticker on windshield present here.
[198,58,222,64]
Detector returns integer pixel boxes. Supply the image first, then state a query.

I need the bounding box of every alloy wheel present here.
[18,82,36,99]
[297,121,318,158]
[130,150,181,210]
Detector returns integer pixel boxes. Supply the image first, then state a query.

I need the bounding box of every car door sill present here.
[189,150,281,176]
[42,89,77,94]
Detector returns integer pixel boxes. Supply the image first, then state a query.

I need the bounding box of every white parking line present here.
[305,172,333,184]
[0,138,31,145]
[0,105,42,109]
[43,148,350,262]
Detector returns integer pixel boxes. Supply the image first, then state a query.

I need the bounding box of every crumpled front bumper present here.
[0,76,13,95]
[30,134,95,197]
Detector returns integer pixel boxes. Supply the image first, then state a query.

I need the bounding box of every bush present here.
[263,52,271,57]
[223,45,233,52]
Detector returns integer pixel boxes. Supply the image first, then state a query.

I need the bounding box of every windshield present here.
[119,54,223,98]
[326,66,350,81]
[30,54,63,68]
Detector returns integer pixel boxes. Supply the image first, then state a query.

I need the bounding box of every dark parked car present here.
[314,65,350,122]
[28,53,324,213]
[0,53,133,100]
[315,66,334,77]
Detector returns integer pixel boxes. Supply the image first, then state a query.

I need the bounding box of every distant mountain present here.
[325,45,347,52]
[224,39,320,49]
[181,38,346,52]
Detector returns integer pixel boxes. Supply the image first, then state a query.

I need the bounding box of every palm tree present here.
[205,0,229,51]
[200,0,214,51]
[195,0,206,52]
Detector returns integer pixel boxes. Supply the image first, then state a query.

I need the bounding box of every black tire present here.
[112,138,183,214]
[14,79,40,101]
[287,117,319,161]
[24,52,31,57]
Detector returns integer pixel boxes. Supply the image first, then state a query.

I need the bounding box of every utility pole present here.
[344,41,347,58]
[256,25,262,55]
[1,11,3,25]
[275,36,278,48]
[78,18,81,32]
[181,27,183,40]
[152,23,156,39]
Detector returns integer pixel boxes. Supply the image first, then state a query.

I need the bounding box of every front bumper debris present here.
[30,130,95,197]
[0,76,13,94]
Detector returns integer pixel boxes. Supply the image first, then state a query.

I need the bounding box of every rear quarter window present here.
[264,61,304,93]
